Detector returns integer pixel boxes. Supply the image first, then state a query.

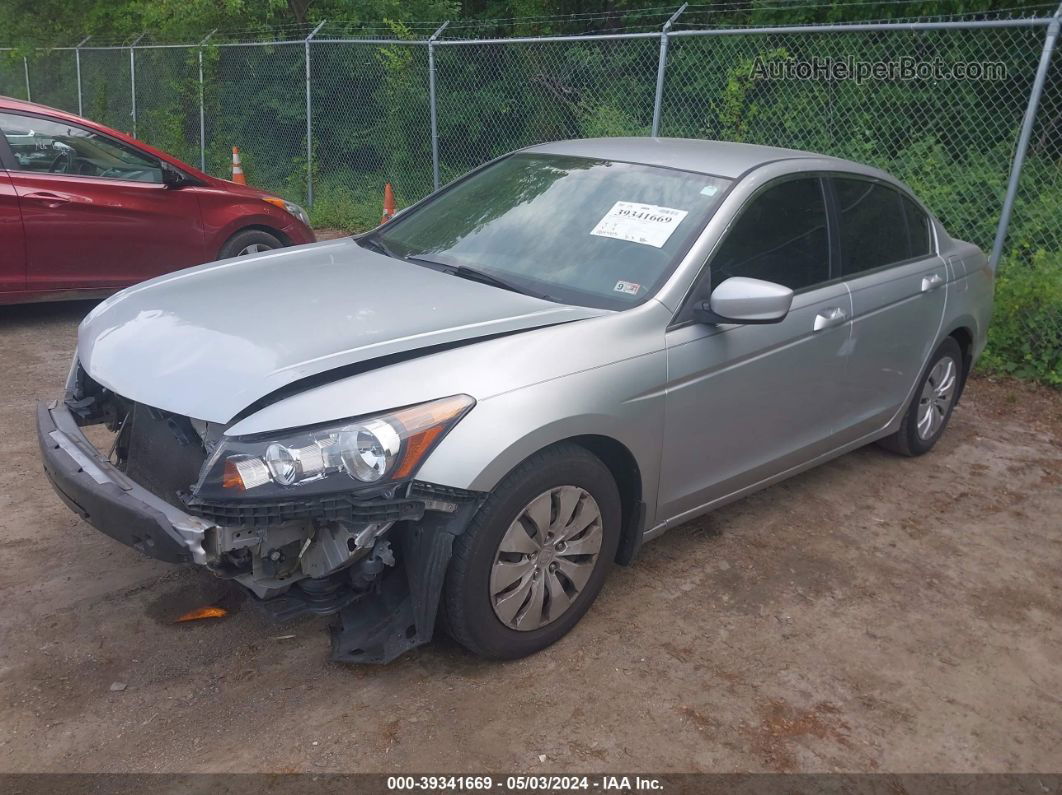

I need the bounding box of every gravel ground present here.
[0,298,1059,774]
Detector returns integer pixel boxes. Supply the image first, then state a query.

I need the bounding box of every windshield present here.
[372,154,731,309]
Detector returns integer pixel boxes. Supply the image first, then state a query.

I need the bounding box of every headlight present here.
[194,395,474,500]
[263,196,310,226]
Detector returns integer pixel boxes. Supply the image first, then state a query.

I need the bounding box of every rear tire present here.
[878,337,963,457]
[218,229,283,260]
[443,444,621,660]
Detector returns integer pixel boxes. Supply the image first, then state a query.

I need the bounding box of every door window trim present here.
[670,171,837,330]
[0,123,15,170]
[0,109,166,184]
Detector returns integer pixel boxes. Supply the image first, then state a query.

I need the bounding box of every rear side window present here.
[0,111,163,183]
[901,194,932,258]
[709,177,830,292]
[834,177,932,276]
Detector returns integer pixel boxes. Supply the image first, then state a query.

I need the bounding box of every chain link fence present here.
[310,41,434,224]
[662,24,1054,256]
[135,46,201,167]
[435,36,661,183]
[0,51,28,100]
[27,49,78,113]
[0,14,1059,267]
[79,48,132,134]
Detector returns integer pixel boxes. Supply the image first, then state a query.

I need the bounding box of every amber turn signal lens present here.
[176,606,228,623]
[392,426,444,479]
[222,459,244,490]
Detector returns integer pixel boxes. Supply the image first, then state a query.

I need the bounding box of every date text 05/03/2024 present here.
[386,775,665,791]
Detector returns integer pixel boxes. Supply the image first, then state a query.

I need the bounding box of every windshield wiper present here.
[404,256,552,301]
[450,265,531,296]
[358,235,398,259]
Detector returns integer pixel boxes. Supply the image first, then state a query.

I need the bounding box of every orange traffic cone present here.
[231,146,246,185]
[381,182,396,224]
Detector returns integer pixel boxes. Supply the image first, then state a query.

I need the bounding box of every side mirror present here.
[694,276,794,325]
[161,165,187,188]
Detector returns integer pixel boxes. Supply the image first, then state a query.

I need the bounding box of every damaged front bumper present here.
[36,398,484,663]
[38,399,212,565]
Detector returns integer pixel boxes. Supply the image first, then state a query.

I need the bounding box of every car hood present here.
[78,238,605,424]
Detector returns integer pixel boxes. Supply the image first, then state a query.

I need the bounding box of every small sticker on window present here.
[590,201,689,249]
[700,185,719,196]
[614,280,641,295]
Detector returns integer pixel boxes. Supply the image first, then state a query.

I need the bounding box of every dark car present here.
[0,96,315,304]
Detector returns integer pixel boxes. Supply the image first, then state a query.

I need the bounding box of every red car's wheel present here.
[218,229,283,260]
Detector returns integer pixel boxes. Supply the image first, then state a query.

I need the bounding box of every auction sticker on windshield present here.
[590,201,689,249]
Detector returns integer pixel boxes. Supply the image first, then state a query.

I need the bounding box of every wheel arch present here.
[563,434,645,566]
[490,433,646,566]
[428,422,653,567]
[943,322,976,403]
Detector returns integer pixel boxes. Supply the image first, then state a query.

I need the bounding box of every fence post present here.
[23,56,30,102]
[652,3,687,137]
[304,20,327,207]
[428,21,450,192]
[198,30,216,172]
[74,36,90,116]
[128,33,145,137]
[990,5,1061,269]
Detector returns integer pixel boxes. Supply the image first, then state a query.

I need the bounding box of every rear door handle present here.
[23,191,72,208]
[813,306,848,332]
[921,273,945,292]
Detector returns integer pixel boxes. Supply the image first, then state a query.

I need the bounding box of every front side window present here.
[709,177,830,292]
[0,112,163,183]
[834,177,932,276]
[373,154,731,309]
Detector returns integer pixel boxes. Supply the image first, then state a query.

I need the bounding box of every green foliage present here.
[577,102,647,138]
[714,49,790,142]
[0,0,1058,385]
[309,178,383,231]
[979,251,1062,386]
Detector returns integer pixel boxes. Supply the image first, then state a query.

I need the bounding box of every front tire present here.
[443,444,621,660]
[878,337,963,457]
[218,229,283,259]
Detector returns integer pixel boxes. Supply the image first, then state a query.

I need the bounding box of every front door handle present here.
[813,306,848,332]
[23,191,72,209]
[921,273,945,292]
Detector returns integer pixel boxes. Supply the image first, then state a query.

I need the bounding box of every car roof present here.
[524,137,862,179]
[0,95,85,123]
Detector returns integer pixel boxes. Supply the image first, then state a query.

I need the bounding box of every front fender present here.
[415,349,668,530]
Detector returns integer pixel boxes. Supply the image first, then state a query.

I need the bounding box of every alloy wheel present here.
[237,243,272,256]
[916,355,958,440]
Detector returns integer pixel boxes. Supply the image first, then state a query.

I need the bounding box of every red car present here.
[0,97,315,305]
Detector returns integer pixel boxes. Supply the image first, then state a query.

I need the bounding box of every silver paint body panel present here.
[73,139,993,539]
[77,237,604,424]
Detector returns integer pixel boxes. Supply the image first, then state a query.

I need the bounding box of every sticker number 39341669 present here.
[590,201,689,249]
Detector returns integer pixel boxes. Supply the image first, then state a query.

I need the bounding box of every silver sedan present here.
[38,138,993,662]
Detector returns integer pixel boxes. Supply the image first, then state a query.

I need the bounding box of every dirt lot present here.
[0,299,1059,774]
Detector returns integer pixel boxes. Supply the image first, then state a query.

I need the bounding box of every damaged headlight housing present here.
[193,394,474,500]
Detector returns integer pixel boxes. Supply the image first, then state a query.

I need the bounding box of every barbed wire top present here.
[2,1,1060,49]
